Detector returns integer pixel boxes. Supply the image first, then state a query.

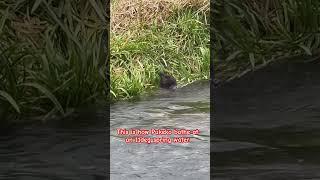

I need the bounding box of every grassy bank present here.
[213,0,320,81]
[0,1,107,124]
[110,0,210,101]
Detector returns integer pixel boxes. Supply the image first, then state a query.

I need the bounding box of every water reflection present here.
[213,60,320,179]
[0,108,107,180]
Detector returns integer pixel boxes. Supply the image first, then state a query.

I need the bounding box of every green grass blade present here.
[0,90,21,114]
[31,0,42,14]
[249,53,255,69]
[298,44,312,56]
[21,82,65,115]
[226,50,242,61]
[89,0,106,22]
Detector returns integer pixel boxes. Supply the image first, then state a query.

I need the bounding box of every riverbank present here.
[110,0,210,101]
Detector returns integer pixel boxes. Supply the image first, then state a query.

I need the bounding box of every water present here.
[4,58,318,179]
[110,80,210,180]
[213,59,320,179]
[0,109,107,180]
[0,80,210,180]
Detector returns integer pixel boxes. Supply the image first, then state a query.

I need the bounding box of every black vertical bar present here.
[210,0,215,179]
[104,0,111,179]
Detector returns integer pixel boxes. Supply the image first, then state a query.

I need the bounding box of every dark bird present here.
[159,72,177,90]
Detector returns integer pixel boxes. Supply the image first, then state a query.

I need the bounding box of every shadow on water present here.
[110,80,210,180]
[213,59,320,179]
[0,106,108,180]
[0,80,210,180]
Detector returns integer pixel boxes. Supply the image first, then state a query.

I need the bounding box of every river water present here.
[3,58,318,180]
[110,80,210,180]
[213,59,320,179]
[0,108,107,180]
[0,80,210,179]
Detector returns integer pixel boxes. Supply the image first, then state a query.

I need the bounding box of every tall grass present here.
[111,2,210,101]
[213,0,320,81]
[0,0,107,124]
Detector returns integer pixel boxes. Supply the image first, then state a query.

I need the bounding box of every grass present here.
[0,0,107,124]
[110,0,210,101]
[213,0,320,81]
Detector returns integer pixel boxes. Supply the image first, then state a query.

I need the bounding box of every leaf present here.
[31,0,43,14]
[43,1,81,48]
[161,58,167,67]
[249,53,255,69]
[225,50,242,61]
[41,108,57,122]
[89,0,106,22]
[298,44,312,56]
[41,54,50,74]
[0,7,9,34]
[117,88,130,97]
[21,83,64,115]
[0,90,21,114]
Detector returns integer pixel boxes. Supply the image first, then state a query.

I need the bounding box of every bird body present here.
[159,72,177,90]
